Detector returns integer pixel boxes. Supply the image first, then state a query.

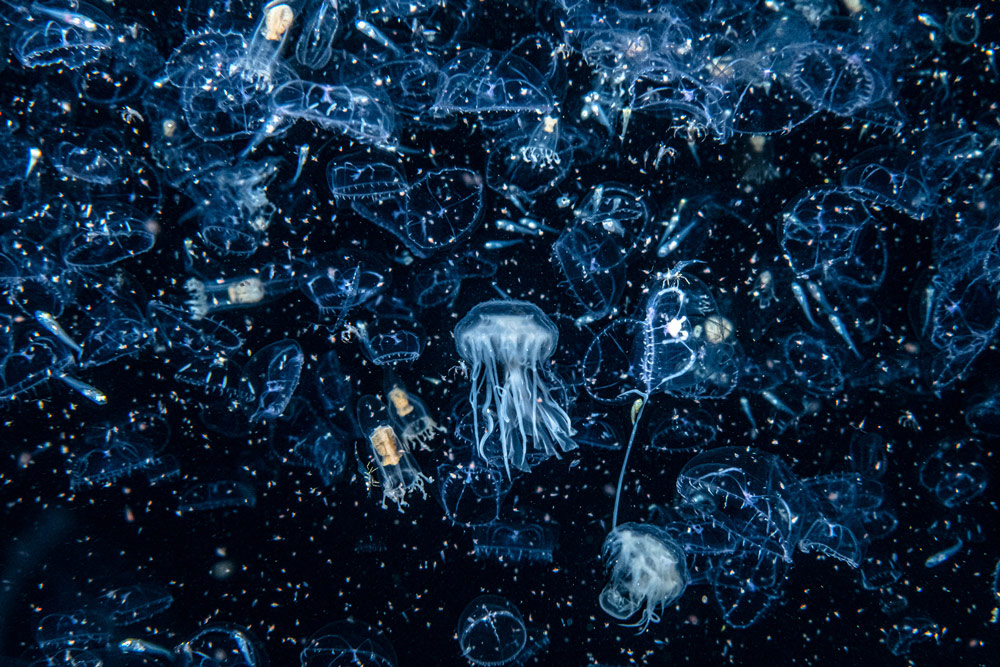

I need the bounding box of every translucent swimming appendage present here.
[599,523,688,632]
[357,395,431,511]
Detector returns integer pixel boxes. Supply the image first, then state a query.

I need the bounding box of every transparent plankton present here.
[356,395,431,511]
[454,300,576,476]
[599,523,689,632]
[184,266,297,320]
[384,377,444,451]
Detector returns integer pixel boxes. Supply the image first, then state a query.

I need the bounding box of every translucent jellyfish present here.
[433,48,554,116]
[551,225,626,324]
[13,4,115,70]
[178,480,257,513]
[271,398,350,487]
[798,517,863,568]
[236,339,303,422]
[599,523,688,631]
[70,440,161,491]
[353,310,426,365]
[300,619,397,667]
[294,0,340,71]
[456,595,549,666]
[383,376,443,450]
[454,300,576,476]
[97,582,173,626]
[62,205,156,268]
[437,459,509,526]
[356,395,431,511]
[472,520,557,564]
[183,264,299,320]
[884,616,941,657]
[918,439,989,508]
[584,269,742,525]
[35,609,113,653]
[354,167,485,258]
[272,79,396,147]
[327,157,407,201]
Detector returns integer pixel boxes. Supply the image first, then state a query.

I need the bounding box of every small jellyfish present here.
[454,300,576,476]
[185,276,265,320]
[177,480,257,513]
[300,619,397,667]
[599,523,688,632]
[357,395,431,511]
[184,265,298,320]
[384,376,444,451]
[456,595,530,667]
[472,520,557,564]
[97,583,173,625]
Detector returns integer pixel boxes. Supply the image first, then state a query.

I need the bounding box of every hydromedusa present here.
[454,300,576,476]
[599,523,688,632]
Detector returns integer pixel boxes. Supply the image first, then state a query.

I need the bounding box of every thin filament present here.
[612,393,649,529]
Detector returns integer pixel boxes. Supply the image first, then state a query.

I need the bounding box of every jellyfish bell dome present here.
[454,300,559,363]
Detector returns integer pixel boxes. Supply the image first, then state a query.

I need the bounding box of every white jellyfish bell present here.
[599,523,689,632]
[454,300,576,476]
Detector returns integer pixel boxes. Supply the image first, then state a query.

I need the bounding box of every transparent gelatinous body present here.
[434,48,554,115]
[35,609,113,653]
[919,440,989,508]
[551,225,626,324]
[384,378,443,450]
[357,395,431,511]
[70,441,161,491]
[273,79,396,147]
[437,459,509,526]
[455,300,576,476]
[299,250,389,324]
[295,0,340,70]
[585,272,742,403]
[599,523,688,631]
[184,264,298,320]
[63,205,156,268]
[353,311,426,365]
[456,595,528,666]
[178,480,257,512]
[97,582,173,626]
[798,517,863,568]
[648,406,717,453]
[237,339,303,422]
[300,619,397,667]
[676,447,803,561]
[13,4,115,70]
[327,158,407,201]
[473,520,557,564]
[353,167,485,258]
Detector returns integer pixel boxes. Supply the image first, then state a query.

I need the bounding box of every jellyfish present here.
[356,394,431,511]
[183,264,297,320]
[599,523,688,632]
[383,374,444,451]
[454,300,576,476]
